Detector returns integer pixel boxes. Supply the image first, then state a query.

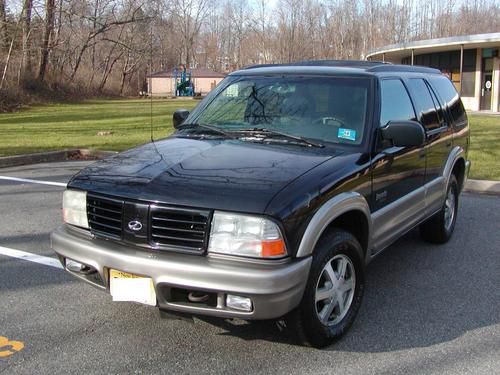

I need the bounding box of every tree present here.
[38,0,56,81]
[171,0,210,66]
[21,0,33,76]
[0,0,7,51]
[1,0,500,106]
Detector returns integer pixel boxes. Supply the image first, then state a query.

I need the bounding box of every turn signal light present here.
[261,239,287,257]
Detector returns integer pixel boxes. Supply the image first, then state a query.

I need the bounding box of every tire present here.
[420,175,459,244]
[286,229,365,348]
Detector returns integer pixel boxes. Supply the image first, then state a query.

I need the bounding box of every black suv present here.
[52,60,470,348]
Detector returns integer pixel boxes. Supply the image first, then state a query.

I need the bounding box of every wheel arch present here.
[443,146,466,192]
[451,157,466,192]
[296,192,372,260]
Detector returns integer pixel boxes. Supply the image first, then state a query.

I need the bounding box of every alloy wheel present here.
[315,254,356,326]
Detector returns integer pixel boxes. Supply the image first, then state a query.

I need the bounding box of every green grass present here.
[0,99,198,156]
[468,115,500,180]
[0,100,499,180]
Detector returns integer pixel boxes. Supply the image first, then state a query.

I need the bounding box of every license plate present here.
[109,269,156,306]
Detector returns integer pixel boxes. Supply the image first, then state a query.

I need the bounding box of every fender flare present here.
[296,192,372,258]
[442,146,466,193]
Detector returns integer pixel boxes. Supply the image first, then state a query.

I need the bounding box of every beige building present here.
[148,68,225,97]
[366,33,500,112]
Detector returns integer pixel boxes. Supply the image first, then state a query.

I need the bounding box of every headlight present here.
[208,212,287,258]
[63,190,88,228]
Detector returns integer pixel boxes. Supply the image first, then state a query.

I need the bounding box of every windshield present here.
[193,76,371,145]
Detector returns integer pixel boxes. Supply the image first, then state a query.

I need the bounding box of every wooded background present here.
[0,0,499,106]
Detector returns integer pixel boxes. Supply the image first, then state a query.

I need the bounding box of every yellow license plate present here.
[109,269,156,306]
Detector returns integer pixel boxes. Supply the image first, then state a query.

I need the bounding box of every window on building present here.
[380,79,416,126]
[402,49,476,97]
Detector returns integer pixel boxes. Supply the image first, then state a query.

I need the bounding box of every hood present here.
[69,137,338,213]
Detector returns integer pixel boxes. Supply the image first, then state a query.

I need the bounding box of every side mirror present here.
[173,109,190,129]
[380,120,425,148]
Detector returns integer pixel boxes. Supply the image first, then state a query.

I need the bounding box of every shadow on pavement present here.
[194,225,499,352]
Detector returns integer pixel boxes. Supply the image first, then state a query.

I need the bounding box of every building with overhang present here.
[366,33,500,112]
[148,67,225,97]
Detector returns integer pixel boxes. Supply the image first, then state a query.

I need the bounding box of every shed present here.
[147,68,226,97]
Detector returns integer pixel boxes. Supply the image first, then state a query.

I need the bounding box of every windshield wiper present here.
[176,123,236,139]
[236,128,324,148]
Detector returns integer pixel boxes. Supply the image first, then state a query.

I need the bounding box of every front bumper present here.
[51,226,311,319]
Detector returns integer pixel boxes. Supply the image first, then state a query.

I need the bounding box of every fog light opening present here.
[65,259,94,274]
[226,295,253,312]
[66,259,85,272]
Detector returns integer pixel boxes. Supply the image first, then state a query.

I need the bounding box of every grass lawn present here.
[0,99,198,157]
[468,114,500,180]
[0,99,498,180]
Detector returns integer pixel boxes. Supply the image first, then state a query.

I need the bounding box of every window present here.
[429,75,467,125]
[195,76,371,145]
[402,49,476,97]
[408,78,441,131]
[380,79,416,126]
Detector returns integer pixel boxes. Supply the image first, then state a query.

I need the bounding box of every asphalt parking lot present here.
[0,161,499,374]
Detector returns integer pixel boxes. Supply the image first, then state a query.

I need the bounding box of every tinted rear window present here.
[408,78,441,131]
[429,75,467,125]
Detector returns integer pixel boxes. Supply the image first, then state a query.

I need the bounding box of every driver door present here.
[370,78,426,253]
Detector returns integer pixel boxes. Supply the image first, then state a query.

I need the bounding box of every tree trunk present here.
[98,52,122,92]
[0,0,7,52]
[22,0,33,76]
[119,53,131,96]
[70,40,90,81]
[38,0,56,81]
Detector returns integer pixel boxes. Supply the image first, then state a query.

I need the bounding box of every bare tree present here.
[0,0,7,51]
[2,0,500,107]
[39,0,56,81]
[21,0,33,76]
[171,0,210,66]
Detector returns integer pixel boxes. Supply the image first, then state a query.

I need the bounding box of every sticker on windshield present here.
[338,128,357,141]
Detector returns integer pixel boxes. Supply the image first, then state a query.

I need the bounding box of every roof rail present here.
[291,60,392,68]
[366,64,441,73]
[241,60,442,75]
[243,60,392,70]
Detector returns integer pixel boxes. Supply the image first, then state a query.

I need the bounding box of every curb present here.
[0,149,117,168]
[464,179,500,196]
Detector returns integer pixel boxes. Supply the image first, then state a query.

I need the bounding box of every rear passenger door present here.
[407,78,453,183]
[407,78,454,213]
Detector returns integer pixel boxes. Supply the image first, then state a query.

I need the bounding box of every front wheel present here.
[286,229,365,348]
[420,175,459,244]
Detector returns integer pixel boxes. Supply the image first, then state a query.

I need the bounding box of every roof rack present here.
[243,60,391,70]
[366,64,440,73]
[242,60,441,74]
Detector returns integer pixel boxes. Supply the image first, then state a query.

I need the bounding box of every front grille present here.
[85,193,210,254]
[150,206,210,252]
[87,194,124,239]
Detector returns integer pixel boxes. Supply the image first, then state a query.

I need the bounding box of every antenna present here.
[149,19,154,142]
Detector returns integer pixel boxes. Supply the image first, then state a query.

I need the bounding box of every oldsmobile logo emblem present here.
[128,220,143,232]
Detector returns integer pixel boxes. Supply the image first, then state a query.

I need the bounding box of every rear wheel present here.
[420,175,459,244]
[286,229,365,348]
